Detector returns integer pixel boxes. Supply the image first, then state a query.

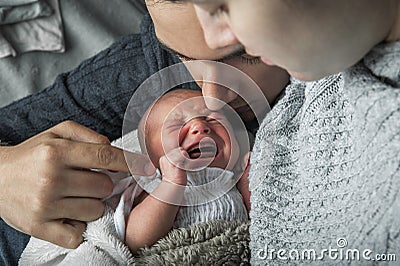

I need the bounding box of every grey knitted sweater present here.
[250,41,400,265]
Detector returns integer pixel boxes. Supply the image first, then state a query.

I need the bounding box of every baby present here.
[126,88,251,253]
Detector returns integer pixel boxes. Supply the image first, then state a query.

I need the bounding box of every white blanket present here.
[19,205,136,266]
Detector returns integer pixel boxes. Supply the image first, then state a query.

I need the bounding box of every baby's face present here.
[145,91,240,170]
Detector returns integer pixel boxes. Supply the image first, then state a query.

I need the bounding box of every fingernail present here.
[145,163,156,175]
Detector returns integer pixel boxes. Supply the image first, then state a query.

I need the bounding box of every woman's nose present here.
[190,120,211,135]
[194,6,239,49]
[201,82,238,111]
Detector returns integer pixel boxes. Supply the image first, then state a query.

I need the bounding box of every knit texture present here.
[249,41,400,265]
[174,168,249,228]
[134,167,249,229]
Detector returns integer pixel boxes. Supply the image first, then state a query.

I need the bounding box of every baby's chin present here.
[209,158,236,171]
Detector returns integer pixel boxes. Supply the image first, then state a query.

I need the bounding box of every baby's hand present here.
[159,147,188,186]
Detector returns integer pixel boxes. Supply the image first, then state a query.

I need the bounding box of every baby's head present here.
[138,89,241,171]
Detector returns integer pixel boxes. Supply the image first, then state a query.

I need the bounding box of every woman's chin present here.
[288,70,320,81]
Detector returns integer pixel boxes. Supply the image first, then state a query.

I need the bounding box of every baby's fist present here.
[159,147,188,185]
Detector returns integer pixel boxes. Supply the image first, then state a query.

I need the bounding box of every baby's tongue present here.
[189,146,216,159]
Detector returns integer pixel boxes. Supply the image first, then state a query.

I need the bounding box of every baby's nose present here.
[190,120,211,135]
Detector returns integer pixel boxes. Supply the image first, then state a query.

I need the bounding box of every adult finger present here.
[60,169,113,198]
[51,197,105,222]
[34,220,86,249]
[63,141,155,175]
[50,120,110,144]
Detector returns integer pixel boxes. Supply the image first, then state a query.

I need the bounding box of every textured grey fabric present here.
[0,0,38,6]
[0,0,146,107]
[0,0,63,58]
[128,0,146,14]
[249,41,400,265]
[0,0,52,25]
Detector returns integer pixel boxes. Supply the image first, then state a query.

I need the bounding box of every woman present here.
[168,0,400,264]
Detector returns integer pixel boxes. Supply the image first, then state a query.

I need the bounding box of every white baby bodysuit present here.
[108,167,249,240]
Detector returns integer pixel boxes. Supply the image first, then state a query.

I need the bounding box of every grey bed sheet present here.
[0,0,146,107]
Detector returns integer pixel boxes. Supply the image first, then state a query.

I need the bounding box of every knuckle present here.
[36,143,59,163]
[54,230,81,249]
[30,197,49,216]
[61,120,75,128]
[66,236,83,249]
[52,120,74,132]
[64,229,84,249]
[97,146,114,166]
[37,174,58,190]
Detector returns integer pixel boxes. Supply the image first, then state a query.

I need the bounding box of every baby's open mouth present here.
[187,143,218,159]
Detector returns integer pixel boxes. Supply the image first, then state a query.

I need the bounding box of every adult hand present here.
[0,120,155,248]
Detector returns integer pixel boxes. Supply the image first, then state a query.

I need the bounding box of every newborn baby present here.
[125,88,250,253]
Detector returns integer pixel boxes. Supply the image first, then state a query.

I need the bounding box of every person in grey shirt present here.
[167,0,400,264]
